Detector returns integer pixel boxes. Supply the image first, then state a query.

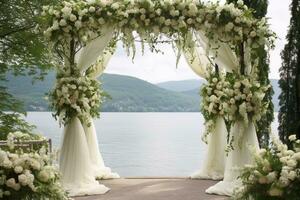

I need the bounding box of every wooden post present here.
[240,42,245,75]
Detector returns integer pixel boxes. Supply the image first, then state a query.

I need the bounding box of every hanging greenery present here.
[40,0,275,66]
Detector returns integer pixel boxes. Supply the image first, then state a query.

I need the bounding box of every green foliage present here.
[0,84,34,140]
[0,0,59,75]
[227,0,274,148]
[278,0,300,145]
[0,0,60,139]
[0,113,35,140]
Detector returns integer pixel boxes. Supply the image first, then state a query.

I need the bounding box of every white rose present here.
[250,31,257,38]
[111,2,120,10]
[38,170,50,183]
[287,171,297,180]
[235,17,241,24]
[165,19,171,26]
[212,78,218,83]
[292,152,300,160]
[234,82,241,88]
[170,10,179,17]
[266,172,277,183]
[61,6,72,16]
[89,6,96,12]
[187,18,193,25]
[286,159,297,168]
[225,22,234,32]
[50,20,59,30]
[59,19,67,26]
[237,0,244,6]
[18,174,28,186]
[14,166,23,174]
[279,176,290,187]
[69,14,77,22]
[288,135,297,142]
[81,35,88,42]
[258,148,267,156]
[6,178,16,188]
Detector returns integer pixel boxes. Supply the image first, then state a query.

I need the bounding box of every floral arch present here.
[41,0,274,197]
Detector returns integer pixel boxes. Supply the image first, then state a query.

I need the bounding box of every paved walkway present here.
[75,178,228,200]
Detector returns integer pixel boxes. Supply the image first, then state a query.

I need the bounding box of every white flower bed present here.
[233,135,300,199]
[0,132,68,199]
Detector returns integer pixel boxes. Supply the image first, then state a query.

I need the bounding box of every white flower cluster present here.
[0,149,68,199]
[200,73,270,142]
[40,0,274,61]
[49,76,103,125]
[233,135,300,199]
[6,131,46,151]
[226,76,270,125]
[201,73,230,142]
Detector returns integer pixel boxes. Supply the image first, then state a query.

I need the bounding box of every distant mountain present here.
[100,74,199,112]
[156,79,281,112]
[157,79,206,92]
[3,72,281,112]
[3,73,200,112]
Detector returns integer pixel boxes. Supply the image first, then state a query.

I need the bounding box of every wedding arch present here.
[41,0,274,197]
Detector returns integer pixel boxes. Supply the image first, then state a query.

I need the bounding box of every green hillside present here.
[156,79,280,112]
[3,72,200,112]
[157,79,206,92]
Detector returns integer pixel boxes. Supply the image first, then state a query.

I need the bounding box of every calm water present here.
[25,112,279,177]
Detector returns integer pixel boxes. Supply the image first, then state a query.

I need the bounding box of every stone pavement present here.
[75,178,229,200]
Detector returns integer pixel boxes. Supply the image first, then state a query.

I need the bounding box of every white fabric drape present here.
[190,117,227,180]
[59,28,119,197]
[182,42,210,78]
[206,121,259,196]
[181,32,229,180]
[195,31,239,72]
[60,118,109,196]
[75,26,114,72]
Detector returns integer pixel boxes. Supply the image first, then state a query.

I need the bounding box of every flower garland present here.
[200,71,230,143]
[233,135,300,199]
[40,0,275,66]
[0,148,68,199]
[49,75,103,126]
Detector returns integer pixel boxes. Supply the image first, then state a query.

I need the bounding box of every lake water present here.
[25,112,279,177]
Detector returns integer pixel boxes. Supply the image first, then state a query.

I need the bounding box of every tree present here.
[278,0,300,145]
[227,0,274,147]
[0,0,58,139]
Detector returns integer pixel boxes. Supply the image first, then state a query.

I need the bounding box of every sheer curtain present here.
[205,41,260,196]
[59,28,119,197]
[183,31,259,196]
[181,32,228,180]
[206,122,259,196]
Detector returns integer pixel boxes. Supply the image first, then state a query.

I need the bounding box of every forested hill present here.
[3,72,280,112]
[3,73,200,112]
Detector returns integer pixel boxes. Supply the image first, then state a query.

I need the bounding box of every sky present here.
[104,0,291,84]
